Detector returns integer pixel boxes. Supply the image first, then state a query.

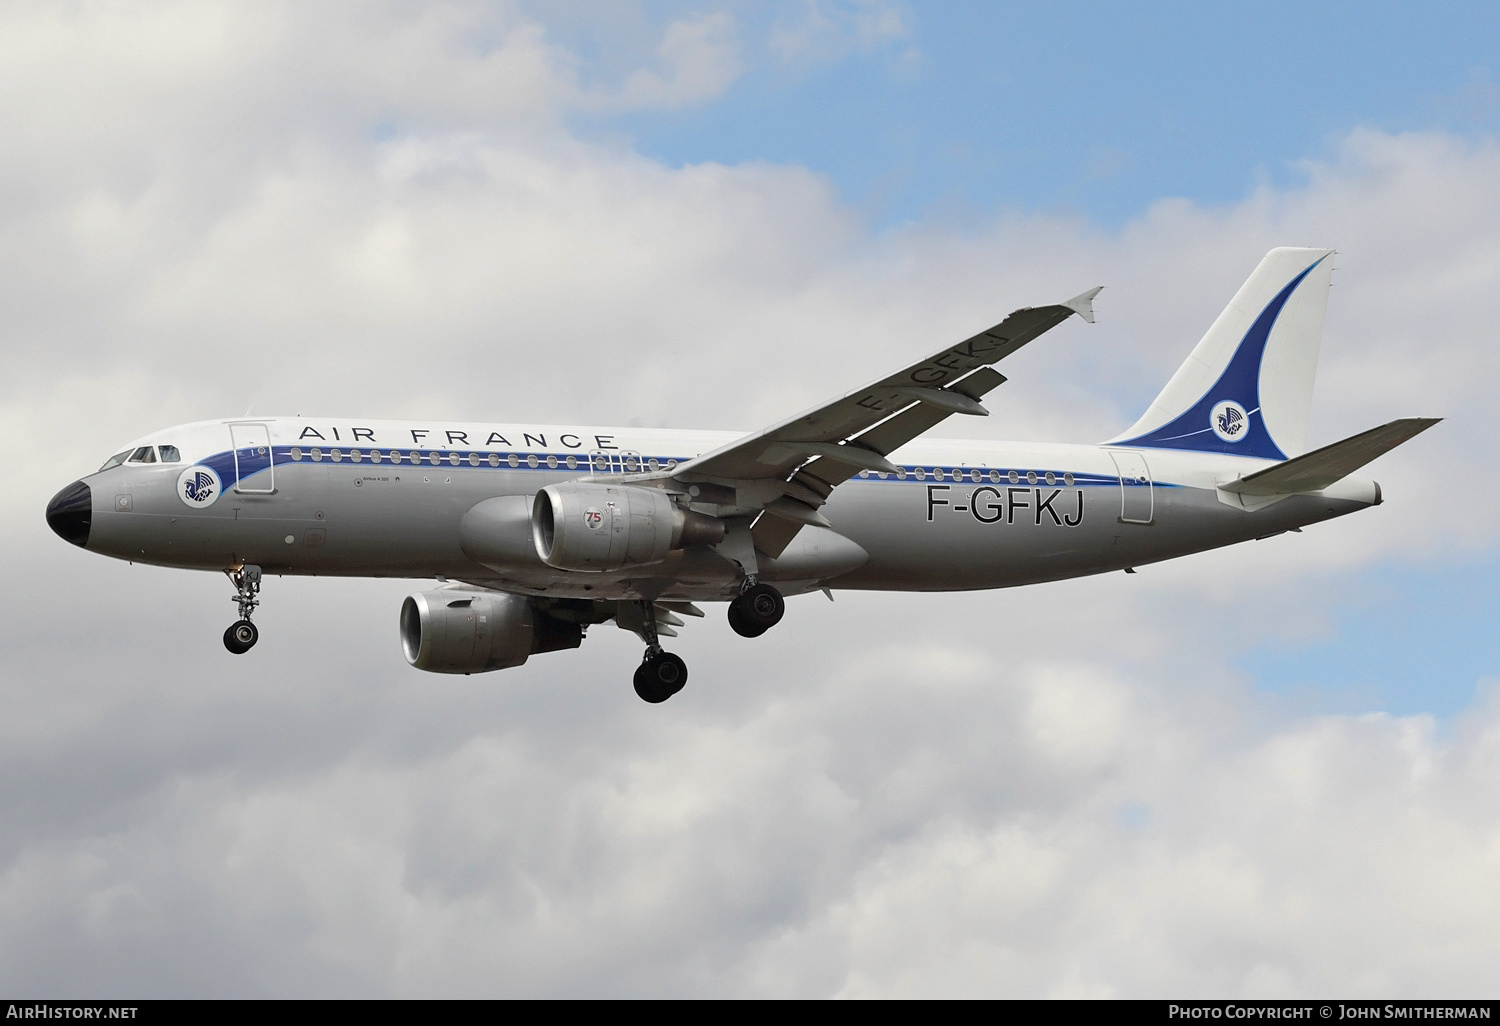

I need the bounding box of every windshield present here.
[98,450,131,471]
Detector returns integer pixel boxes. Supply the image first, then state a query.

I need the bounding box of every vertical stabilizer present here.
[1108,247,1334,460]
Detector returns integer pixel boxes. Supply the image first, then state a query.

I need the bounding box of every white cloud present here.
[769,0,908,68]
[3,0,1500,998]
[600,12,743,112]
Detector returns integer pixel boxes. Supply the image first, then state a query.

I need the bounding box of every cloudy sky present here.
[4,0,1500,998]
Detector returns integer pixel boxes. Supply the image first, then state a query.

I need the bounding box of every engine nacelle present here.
[400,589,582,674]
[532,482,724,571]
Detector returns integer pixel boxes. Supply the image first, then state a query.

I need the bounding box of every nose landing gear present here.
[223,565,262,654]
[728,580,784,638]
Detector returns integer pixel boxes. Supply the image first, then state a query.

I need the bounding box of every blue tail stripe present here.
[1116,256,1327,460]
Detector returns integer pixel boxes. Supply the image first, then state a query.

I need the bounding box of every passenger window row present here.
[285,448,684,473]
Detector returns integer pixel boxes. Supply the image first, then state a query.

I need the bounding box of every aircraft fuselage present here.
[62,416,1378,602]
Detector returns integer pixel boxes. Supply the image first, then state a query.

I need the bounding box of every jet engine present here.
[532,482,724,571]
[400,589,582,674]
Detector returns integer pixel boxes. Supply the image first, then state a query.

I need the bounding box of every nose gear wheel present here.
[224,619,259,654]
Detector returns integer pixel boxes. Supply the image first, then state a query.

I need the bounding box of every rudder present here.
[1108,247,1335,460]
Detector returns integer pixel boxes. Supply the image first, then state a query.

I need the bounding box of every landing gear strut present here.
[223,564,262,655]
[728,579,784,638]
[631,600,688,703]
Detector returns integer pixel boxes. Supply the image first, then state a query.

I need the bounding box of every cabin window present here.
[158,445,181,463]
[99,450,132,471]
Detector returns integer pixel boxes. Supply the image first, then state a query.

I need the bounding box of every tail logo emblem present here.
[1211,400,1249,443]
[177,465,222,508]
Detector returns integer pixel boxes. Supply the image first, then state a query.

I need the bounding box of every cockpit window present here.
[99,450,132,471]
[129,446,157,464]
[158,445,181,463]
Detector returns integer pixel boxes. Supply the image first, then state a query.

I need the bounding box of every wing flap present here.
[1221,417,1440,496]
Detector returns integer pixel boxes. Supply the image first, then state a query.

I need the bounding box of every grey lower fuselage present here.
[76,418,1378,602]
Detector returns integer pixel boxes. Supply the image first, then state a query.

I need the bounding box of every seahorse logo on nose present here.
[177,466,222,507]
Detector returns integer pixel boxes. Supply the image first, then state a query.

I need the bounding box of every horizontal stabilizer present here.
[1221,418,1440,496]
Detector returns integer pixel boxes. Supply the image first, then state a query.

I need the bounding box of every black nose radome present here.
[46,480,91,547]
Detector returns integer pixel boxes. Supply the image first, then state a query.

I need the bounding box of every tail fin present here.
[1108,247,1335,460]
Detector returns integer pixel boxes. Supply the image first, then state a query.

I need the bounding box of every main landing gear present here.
[223,564,262,655]
[631,600,687,703]
[727,580,784,638]
[634,650,688,704]
[632,582,783,702]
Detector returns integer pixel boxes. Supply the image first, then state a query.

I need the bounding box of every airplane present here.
[46,247,1438,703]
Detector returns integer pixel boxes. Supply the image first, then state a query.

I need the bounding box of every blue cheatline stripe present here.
[1116,254,1328,460]
[201,446,1171,490]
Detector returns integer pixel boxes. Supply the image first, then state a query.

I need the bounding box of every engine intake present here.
[532,482,724,571]
[400,589,582,674]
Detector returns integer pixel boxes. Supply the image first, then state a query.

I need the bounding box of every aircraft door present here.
[229,423,275,494]
[1108,450,1153,524]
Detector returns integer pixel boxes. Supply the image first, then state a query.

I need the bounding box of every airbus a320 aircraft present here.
[47,248,1437,702]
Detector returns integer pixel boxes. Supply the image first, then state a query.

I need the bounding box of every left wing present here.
[670,287,1101,557]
